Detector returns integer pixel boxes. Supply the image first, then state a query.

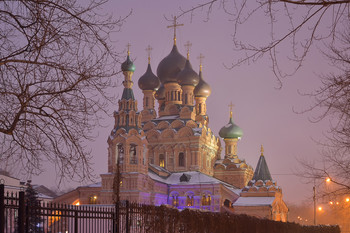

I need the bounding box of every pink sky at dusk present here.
[31,0,336,205]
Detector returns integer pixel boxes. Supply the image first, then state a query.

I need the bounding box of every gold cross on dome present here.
[126,43,131,56]
[184,41,192,59]
[167,16,184,45]
[146,45,152,64]
[197,53,205,71]
[260,145,264,156]
[228,102,234,118]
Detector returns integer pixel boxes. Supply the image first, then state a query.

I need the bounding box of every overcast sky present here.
[30,0,337,205]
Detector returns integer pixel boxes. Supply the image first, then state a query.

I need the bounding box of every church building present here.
[55,22,288,222]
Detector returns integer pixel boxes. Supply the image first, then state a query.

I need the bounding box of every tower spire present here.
[228,102,234,118]
[127,42,131,56]
[146,45,152,64]
[197,53,205,72]
[167,16,184,45]
[184,41,192,60]
[261,145,264,156]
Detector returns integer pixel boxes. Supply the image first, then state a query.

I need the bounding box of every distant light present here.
[329,201,333,205]
[336,202,339,205]
[346,198,349,202]
[318,206,322,211]
[75,202,80,206]
[326,178,331,182]
[93,195,97,200]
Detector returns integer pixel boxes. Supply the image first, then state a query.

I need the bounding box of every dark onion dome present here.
[121,55,135,72]
[138,64,160,91]
[156,45,186,84]
[219,116,243,139]
[194,70,211,97]
[155,84,165,100]
[177,59,199,86]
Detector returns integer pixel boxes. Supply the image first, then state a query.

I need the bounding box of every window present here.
[202,194,211,206]
[186,195,194,206]
[89,195,97,204]
[130,144,137,164]
[116,144,124,164]
[178,92,181,101]
[145,97,149,107]
[159,154,165,168]
[172,194,179,207]
[184,94,188,104]
[178,152,185,167]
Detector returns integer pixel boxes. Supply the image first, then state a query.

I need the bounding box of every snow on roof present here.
[79,182,101,188]
[152,115,179,121]
[232,197,275,207]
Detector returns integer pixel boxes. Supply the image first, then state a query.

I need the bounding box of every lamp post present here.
[313,184,316,225]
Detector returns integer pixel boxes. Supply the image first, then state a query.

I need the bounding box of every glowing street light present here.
[326,177,331,183]
[346,198,349,203]
[318,206,323,211]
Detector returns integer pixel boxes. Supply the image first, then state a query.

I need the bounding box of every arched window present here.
[130,144,137,164]
[186,194,194,206]
[172,194,179,207]
[159,154,165,168]
[201,194,211,206]
[89,195,97,204]
[178,92,181,101]
[116,144,124,164]
[178,152,185,167]
[184,94,188,104]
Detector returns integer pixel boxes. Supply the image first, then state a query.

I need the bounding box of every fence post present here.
[74,209,78,233]
[18,191,25,233]
[115,201,119,233]
[126,200,130,233]
[0,184,4,233]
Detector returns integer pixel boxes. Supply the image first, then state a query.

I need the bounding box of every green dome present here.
[219,117,243,139]
[121,55,135,72]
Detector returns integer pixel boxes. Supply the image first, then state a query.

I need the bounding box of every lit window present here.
[89,195,97,204]
[172,195,179,207]
[201,194,211,206]
[159,154,165,168]
[186,195,194,206]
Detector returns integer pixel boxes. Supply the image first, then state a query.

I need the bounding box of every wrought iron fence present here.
[0,184,341,233]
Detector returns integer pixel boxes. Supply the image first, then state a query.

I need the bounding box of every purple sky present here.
[31,0,336,204]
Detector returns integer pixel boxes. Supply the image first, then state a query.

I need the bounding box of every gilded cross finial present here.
[184,41,192,60]
[146,45,152,64]
[127,43,131,56]
[197,53,205,72]
[167,16,184,45]
[261,145,264,156]
[228,102,234,118]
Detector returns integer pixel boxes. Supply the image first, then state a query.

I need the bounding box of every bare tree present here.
[299,27,350,197]
[177,0,349,85]
[0,0,129,182]
[177,0,350,197]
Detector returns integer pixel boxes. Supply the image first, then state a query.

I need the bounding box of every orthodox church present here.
[55,23,288,222]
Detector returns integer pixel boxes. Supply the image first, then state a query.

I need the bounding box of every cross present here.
[146,45,152,64]
[127,43,131,56]
[184,41,192,59]
[167,16,184,45]
[197,53,205,71]
[260,145,264,156]
[228,102,234,118]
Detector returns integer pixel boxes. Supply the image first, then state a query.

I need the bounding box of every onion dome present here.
[219,115,243,139]
[156,45,186,84]
[155,84,165,100]
[121,55,135,72]
[177,59,199,86]
[138,64,160,91]
[194,70,211,97]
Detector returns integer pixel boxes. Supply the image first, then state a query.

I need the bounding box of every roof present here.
[252,155,272,181]
[32,185,57,198]
[232,197,275,207]
[121,88,135,100]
